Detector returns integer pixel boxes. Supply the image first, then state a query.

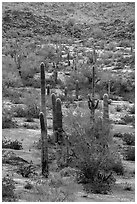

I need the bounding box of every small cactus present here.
[39,112,48,177]
[47,84,50,95]
[75,80,79,100]
[103,93,109,122]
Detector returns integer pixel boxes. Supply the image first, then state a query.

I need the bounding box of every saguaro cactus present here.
[88,66,99,123]
[64,87,68,98]
[47,84,50,96]
[75,80,79,100]
[53,69,58,84]
[51,93,57,132]
[67,51,70,66]
[56,98,63,144]
[108,80,111,97]
[39,112,48,177]
[103,93,109,122]
[40,62,48,177]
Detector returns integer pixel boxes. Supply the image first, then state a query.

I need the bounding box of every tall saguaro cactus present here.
[103,93,109,122]
[88,66,99,123]
[40,62,48,177]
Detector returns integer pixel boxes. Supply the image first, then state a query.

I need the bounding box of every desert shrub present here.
[113,132,123,138]
[64,113,118,194]
[115,105,123,112]
[92,27,105,39]
[24,182,33,190]
[122,133,135,146]
[14,105,28,117]
[23,122,39,129]
[106,42,116,51]
[3,88,23,104]
[2,137,23,150]
[2,71,22,88]
[17,163,37,178]
[25,102,40,120]
[128,104,135,114]
[123,183,133,191]
[118,39,131,48]
[14,98,40,119]
[121,114,135,125]
[21,177,75,202]
[2,177,16,202]
[124,146,135,161]
[2,106,17,129]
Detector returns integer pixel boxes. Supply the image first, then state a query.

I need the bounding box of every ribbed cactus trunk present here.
[56,98,63,143]
[64,87,68,98]
[47,84,50,96]
[53,69,58,84]
[39,112,48,177]
[75,80,79,100]
[108,80,111,97]
[55,98,64,167]
[103,93,109,122]
[88,66,99,124]
[67,51,70,66]
[51,93,57,132]
[40,62,48,177]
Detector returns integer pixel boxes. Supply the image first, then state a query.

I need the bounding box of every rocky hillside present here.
[2,2,135,41]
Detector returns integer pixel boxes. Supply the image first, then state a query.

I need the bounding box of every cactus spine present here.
[75,80,79,100]
[88,65,99,123]
[40,62,48,177]
[103,93,109,122]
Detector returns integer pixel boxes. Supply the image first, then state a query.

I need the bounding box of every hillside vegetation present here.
[2,2,135,40]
